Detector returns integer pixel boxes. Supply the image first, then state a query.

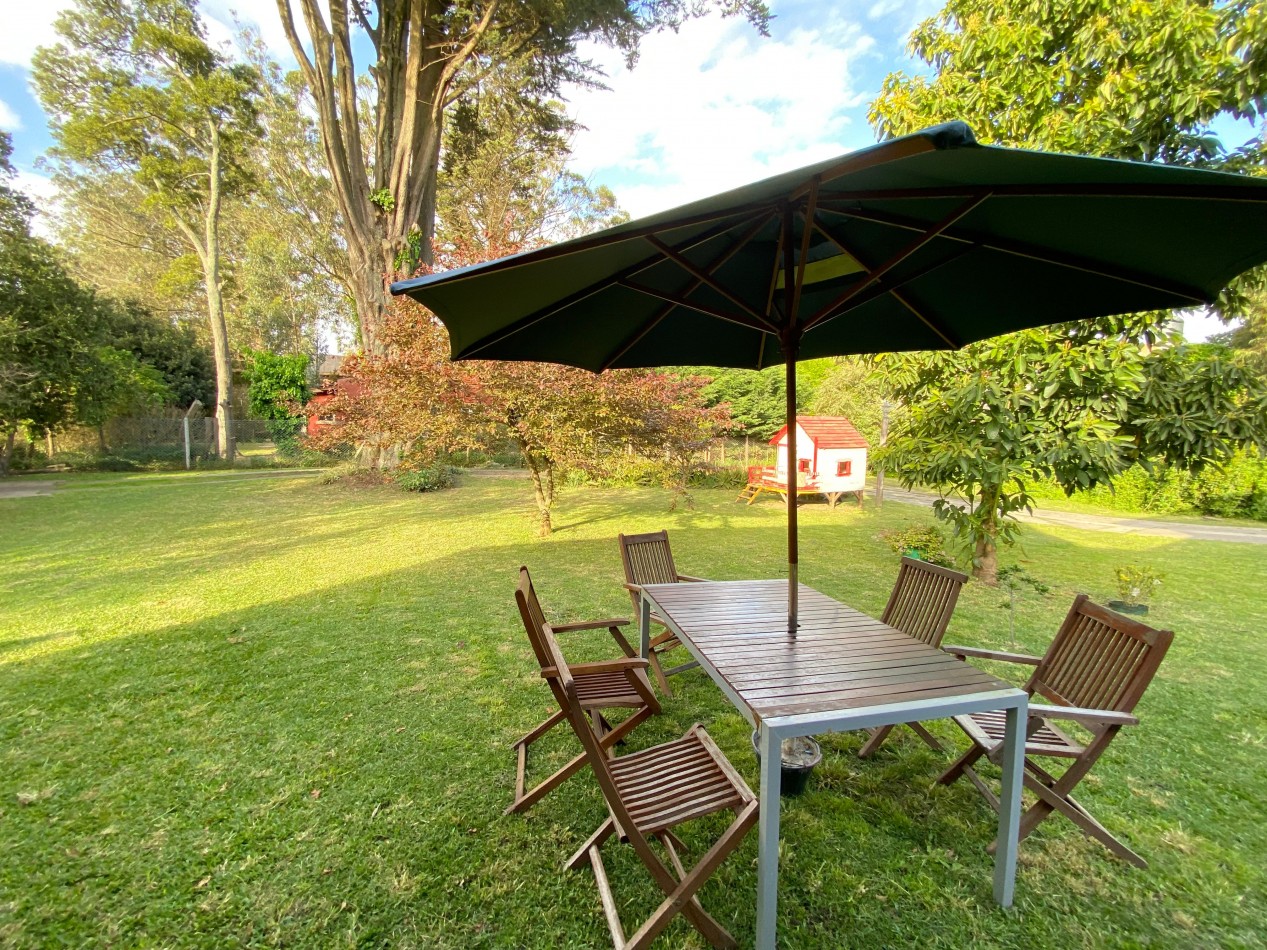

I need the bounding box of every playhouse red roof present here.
[768,416,869,449]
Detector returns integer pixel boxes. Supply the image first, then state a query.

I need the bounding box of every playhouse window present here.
[797,458,810,473]
[836,460,852,477]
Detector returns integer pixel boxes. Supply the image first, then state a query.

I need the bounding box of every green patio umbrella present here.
[392,121,1267,633]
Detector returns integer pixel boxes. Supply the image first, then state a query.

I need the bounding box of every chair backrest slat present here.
[881,557,969,648]
[619,531,679,589]
[516,566,578,715]
[1030,594,1173,713]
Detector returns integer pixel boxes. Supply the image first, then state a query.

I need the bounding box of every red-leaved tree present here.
[311,240,728,534]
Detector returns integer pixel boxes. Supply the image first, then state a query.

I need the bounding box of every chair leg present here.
[567,817,616,871]
[938,741,988,785]
[510,707,653,815]
[625,801,759,950]
[656,832,735,950]
[998,772,1149,868]
[857,724,895,759]
[647,649,672,697]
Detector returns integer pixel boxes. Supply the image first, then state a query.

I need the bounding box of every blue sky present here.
[0,0,1241,339]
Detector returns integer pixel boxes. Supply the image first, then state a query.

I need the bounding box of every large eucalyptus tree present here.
[33,0,260,459]
[274,0,770,356]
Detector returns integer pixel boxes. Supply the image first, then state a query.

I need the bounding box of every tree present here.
[33,0,261,459]
[243,349,311,459]
[867,0,1267,580]
[274,0,770,357]
[875,321,1267,582]
[810,357,892,449]
[1,134,166,471]
[314,289,727,535]
[676,359,834,442]
[437,61,628,252]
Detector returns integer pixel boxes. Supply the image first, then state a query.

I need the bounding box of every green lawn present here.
[1,472,1265,948]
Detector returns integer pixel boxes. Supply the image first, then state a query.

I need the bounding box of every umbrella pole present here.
[785,345,798,636]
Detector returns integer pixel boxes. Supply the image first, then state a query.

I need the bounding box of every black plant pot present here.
[751,731,822,796]
[1107,600,1150,616]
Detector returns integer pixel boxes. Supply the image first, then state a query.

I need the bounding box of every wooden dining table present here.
[637,579,1028,950]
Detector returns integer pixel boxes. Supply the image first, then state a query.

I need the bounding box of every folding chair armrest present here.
[1029,704,1139,729]
[623,583,642,593]
[541,657,651,679]
[551,617,631,633]
[944,644,1042,665]
[676,574,709,582]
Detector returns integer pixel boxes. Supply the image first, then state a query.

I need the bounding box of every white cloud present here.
[563,10,879,219]
[201,0,299,63]
[14,168,59,239]
[0,97,21,131]
[0,1,72,68]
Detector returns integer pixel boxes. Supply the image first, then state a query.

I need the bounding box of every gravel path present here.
[881,486,1267,545]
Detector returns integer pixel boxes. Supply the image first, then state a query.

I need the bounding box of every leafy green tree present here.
[1,134,167,471]
[876,320,1267,582]
[868,0,1267,580]
[243,349,311,459]
[102,300,214,408]
[437,62,628,253]
[810,357,892,449]
[675,359,833,441]
[275,0,770,357]
[33,0,261,460]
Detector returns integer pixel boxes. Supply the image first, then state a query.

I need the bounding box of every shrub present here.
[877,524,956,568]
[394,464,456,493]
[1113,565,1163,605]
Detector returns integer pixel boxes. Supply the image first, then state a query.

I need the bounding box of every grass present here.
[1,472,1265,948]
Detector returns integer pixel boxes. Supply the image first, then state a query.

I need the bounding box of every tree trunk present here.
[96,424,108,453]
[974,486,1000,585]
[523,448,554,536]
[202,129,236,462]
[0,428,15,476]
[45,428,54,458]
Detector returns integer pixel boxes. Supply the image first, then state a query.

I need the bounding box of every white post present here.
[183,400,203,471]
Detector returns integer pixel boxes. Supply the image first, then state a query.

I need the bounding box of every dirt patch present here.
[0,480,56,499]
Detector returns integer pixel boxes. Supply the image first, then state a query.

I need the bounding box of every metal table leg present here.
[639,590,651,660]
[756,724,782,949]
[993,696,1026,906]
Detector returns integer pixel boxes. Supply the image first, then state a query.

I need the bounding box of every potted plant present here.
[751,731,822,796]
[1108,565,1163,615]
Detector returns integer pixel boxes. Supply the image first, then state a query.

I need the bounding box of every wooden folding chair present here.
[541,622,759,950]
[938,594,1173,867]
[508,566,660,816]
[858,556,969,757]
[618,530,705,695]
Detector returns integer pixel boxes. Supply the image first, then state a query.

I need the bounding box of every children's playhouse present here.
[738,416,869,509]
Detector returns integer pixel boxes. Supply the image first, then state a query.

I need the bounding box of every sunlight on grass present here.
[1,474,1265,947]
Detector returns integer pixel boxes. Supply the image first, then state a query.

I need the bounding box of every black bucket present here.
[751,731,822,796]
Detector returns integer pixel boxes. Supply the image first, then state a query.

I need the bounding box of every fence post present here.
[184,400,204,470]
[875,399,890,507]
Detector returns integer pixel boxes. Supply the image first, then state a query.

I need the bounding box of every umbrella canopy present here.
[392,121,1267,632]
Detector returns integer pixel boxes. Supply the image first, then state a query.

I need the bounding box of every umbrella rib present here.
[816,183,1267,203]
[801,193,990,332]
[643,234,778,331]
[789,178,821,324]
[396,201,782,294]
[617,280,777,334]
[813,224,962,348]
[454,215,771,359]
[802,239,977,337]
[820,204,1211,303]
[600,212,776,370]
